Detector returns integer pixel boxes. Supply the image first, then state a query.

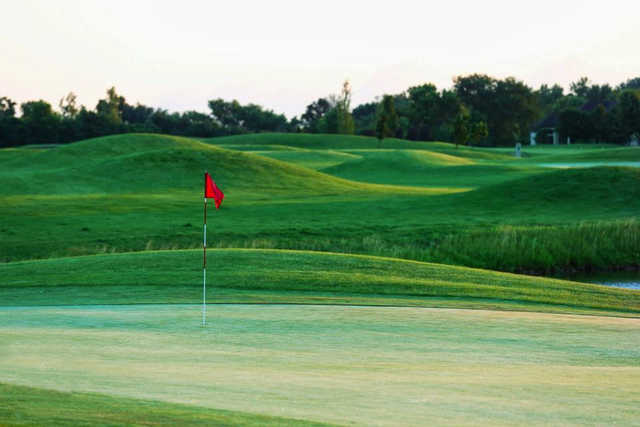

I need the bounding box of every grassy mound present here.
[463,166,640,209]
[320,149,536,187]
[203,133,513,160]
[0,133,459,197]
[0,134,361,195]
[2,249,638,315]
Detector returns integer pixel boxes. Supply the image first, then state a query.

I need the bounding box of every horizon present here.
[4,0,639,118]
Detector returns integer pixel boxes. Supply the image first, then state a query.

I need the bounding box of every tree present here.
[617,77,640,91]
[470,121,489,146]
[95,87,125,134]
[491,78,540,145]
[551,95,586,114]
[336,80,355,134]
[617,90,640,141]
[452,106,470,149]
[586,84,614,106]
[454,75,538,145]
[375,95,398,141]
[301,98,331,133]
[558,109,590,141]
[536,84,564,114]
[453,74,496,118]
[0,96,20,147]
[58,92,78,118]
[407,83,440,140]
[590,104,609,143]
[352,101,378,136]
[21,100,60,145]
[208,98,242,131]
[570,77,590,98]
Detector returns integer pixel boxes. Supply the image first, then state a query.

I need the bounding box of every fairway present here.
[2,304,639,426]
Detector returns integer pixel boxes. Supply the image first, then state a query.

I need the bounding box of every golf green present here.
[2,304,639,425]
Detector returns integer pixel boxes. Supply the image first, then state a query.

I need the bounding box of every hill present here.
[0,134,369,196]
[203,133,514,160]
[462,166,640,210]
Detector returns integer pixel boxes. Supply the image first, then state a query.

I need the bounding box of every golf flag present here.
[204,172,224,209]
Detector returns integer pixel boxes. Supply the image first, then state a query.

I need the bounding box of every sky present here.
[3,0,639,118]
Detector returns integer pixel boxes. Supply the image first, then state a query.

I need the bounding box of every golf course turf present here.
[2,132,640,425]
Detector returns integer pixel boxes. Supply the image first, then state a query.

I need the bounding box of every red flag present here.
[204,172,224,209]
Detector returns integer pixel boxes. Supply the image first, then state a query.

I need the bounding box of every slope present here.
[2,249,639,315]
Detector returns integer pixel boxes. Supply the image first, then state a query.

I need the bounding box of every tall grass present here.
[121,220,639,276]
[428,219,640,274]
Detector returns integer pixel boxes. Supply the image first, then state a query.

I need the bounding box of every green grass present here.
[0,383,331,426]
[2,304,639,425]
[2,133,639,275]
[3,133,640,426]
[2,249,639,315]
[319,149,537,187]
[202,133,515,160]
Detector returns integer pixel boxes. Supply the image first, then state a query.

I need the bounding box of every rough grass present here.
[429,219,640,274]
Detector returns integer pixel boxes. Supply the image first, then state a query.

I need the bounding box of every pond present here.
[567,272,640,290]
[539,161,640,168]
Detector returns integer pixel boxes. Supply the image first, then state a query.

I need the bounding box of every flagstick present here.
[202,194,207,327]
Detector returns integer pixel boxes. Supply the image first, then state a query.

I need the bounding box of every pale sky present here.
[3,0,639,118]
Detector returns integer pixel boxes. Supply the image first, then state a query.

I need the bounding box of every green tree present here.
[375,95,398,141]
[453,74,496,118]
[58,92,79,118]
[570,77,590,98]
[301,98,331,133]
[336,80,355,134]
[558,109,590,141]
[617,91,640,141]
[407,83,440,140]
[95,87,125,134]
[352,102,378,136]
[454,75,538,145]
[470,121,489,146]
[453,106,470,149]
[617,77,640,91]
[0,96,20,147]
[492,78,540,145]
[536,84,564,115]
[590,104,609,143]
[21,100,60,145]
[551,95,586,114]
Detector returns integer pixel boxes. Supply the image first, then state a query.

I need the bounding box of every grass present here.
[1,249,639,316]
[1,133,639,275]
[428,219,640,274]
[0,383,331,426]
[2,133,640,425]
[2,304,639,425]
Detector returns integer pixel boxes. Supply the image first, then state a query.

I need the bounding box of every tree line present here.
[1,75,639,148]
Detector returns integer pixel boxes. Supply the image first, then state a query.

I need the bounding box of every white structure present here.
[530,132,537,146]
[553,131,559,145]
[567,136,571,144]
[631,134,639,147]
[515,142,522,158]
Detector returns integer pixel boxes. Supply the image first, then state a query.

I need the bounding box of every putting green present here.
[2,304,639,425]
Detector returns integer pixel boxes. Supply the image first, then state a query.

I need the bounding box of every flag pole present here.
[202,172,207,327]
